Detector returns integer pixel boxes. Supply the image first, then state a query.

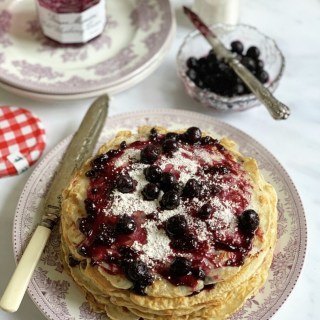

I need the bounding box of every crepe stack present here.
[60,126,277,320]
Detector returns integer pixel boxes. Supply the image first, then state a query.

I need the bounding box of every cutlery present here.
[183,6,290,120]
[0,94,109,312]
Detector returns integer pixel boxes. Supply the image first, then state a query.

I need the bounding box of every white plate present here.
[0,0,174,95]
[13,109,307,320]
[0,24,174,102]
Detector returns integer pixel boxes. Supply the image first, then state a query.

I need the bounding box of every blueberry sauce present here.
[76,128,257,294]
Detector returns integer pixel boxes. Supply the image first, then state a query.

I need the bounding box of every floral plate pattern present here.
[13,110,306,320]
[0,0,174,95]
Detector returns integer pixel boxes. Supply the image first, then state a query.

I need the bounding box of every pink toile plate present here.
[13,110,306,320]
[0,0,175,96]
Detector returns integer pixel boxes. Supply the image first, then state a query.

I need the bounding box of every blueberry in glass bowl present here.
[176,24,285,112]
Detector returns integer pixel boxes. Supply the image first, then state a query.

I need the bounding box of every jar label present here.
[36,0,107,43]
[7,152,29,174]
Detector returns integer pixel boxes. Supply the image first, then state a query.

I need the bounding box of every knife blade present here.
[0,94,109,313]
[183,6,290,120]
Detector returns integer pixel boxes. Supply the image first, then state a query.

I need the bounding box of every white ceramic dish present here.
[0,25,174,101]
[13,109,306,320]
[0,0,174,95]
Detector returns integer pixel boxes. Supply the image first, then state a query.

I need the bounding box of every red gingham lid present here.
[0,106,46,177]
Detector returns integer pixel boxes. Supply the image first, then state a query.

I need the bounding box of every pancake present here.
[60,126,277,319]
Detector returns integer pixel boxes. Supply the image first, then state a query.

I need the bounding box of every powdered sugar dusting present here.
[114,148,140,167]
[142,220,173,264]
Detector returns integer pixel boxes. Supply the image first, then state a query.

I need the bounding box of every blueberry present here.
[197,56,207,69]
[200,136,218,145]
[78,217,93,236]
[192,267,206,280]
[77,245,89,257]
[159,172,177,191]
[207,51,219,67]
[68,255,80,267]
[119,141,127,149]
[172,181,184,194]
[162,139,178,153]
[246,46,260,59]
[124,260,153,291]
[160,191,180,210]
[182,179,201,198]
[116,174,135,193]
[257,70,269,84]
[208,48,215,56]
[142,183,160,201]
[207,59,219,73]
[230,40,244,54]
[186,57,198,69]
[144,165,162,183]
[131,283,148,295]
[238,209,260,235]
[106,149,118,157]
[198,203,212,219]
[95,224,116,247]
[91,153,109,170]
[170,257,192,276]
[118,245,138,259]
[116,214,136,234]
[186,68,197,81]
[203,75,215,90]
[165,132,179,140]
[165,214,187,238]
[194,78,205,89]
[184,127,202,144]
[140,144,161,164]
[84,199,97,216]
[85,169,97,178]
[149,128,158,141]
[256,59,264,70]
[241,56,256,71]
[234,83,245,95]
[115,174,133,192]
[218,62,232,76]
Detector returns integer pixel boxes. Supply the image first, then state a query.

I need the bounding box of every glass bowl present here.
[176,24,285,112]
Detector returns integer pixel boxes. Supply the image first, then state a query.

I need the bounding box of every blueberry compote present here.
[76,128,258,295]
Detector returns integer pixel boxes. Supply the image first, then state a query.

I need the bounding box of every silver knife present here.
[0,94,109,312]
[183,6,290,120]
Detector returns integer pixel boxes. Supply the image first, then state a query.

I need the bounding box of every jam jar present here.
[36,0,107,44]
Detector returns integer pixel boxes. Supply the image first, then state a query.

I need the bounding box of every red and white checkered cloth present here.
[0,106,46,178]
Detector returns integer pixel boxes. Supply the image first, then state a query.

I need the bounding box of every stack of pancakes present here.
[60,126,277,320]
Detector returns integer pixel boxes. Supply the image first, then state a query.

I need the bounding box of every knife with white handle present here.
[0,94,109,313]
[183,6,290,120]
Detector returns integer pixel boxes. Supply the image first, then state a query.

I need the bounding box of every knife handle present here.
[228,58,290,120]
[0,226,51,312]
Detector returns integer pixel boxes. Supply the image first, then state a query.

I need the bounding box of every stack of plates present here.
[0,0,175,101]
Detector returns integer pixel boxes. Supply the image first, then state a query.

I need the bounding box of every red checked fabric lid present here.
[0,106,46,178]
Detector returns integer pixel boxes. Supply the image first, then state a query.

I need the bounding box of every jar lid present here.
[0,106,46,178]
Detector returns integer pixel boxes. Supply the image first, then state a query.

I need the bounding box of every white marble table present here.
[0,0,319,319]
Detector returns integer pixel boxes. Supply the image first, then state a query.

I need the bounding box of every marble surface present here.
[0,0,319,319]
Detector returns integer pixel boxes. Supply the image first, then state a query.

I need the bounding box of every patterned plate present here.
[0,0,174,95]
[13,110,306,320]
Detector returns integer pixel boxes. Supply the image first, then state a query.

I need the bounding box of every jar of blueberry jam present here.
[36,0,106,44]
